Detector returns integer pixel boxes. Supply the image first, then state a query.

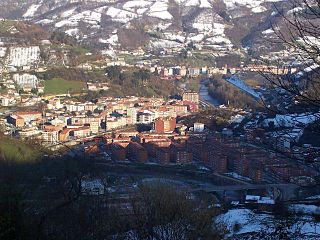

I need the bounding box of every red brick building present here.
[153,117,176,133]
[156,148,171,165]
[110,143,126,161]
[127,142,148,163]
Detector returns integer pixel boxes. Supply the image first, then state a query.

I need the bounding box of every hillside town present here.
[0,40,296,108]
[1,72,320,189]
[0,30,319,187]
[1,1,320,239]
[2,95,319,185]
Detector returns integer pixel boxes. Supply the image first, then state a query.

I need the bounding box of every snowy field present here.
[216,208,320,239]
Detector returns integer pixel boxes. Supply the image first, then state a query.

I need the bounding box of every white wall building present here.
[127,107,137,124]
[0,96,10,106]
[194,122,205,132]
[40,130,59,144]
[137,110,155,124]
[7,46,40,67]
[13,73,39,88]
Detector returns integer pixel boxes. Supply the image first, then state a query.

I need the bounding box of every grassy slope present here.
[44,78,86,94]
[0,136,41,163]
[0,20,16,33]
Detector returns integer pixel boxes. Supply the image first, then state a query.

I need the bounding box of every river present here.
[199,81,220,107]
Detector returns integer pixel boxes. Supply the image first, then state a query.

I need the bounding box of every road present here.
[94,161,299,200]
[192,183,298,192]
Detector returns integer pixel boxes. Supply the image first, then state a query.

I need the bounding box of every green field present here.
[0,136,41,163]
[44,78,86,94]
[0,20,16,33]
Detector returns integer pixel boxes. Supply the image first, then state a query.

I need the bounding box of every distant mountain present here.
[0,0,295,53]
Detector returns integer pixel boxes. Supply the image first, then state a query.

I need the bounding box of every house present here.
[153,117,176,133]
[13,111,42,124]
[59,127,90,141]
[182,91,199,104]
[90,121,100,134]
[87,82,109,92]
[7,115,25,127]
[245,195,275,211]
[81,179,106,195]
[180,66,187,76]
[137,110,155,124]
[194,122,205,132]
[0,96,10,106]
[39,130,59,144]
[13,74,39,89]
[69,127,91,139]
[18,127,40,138]
[188,67,200,76]
[169,104,188,116]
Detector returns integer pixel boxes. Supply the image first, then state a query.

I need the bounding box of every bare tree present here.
[127,182,221,240]
[255,0,320,159]
[265,0,320,108]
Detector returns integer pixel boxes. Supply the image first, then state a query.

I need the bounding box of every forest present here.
[36,66,178,98]
[207,77,261,110]
[105,66,178,97]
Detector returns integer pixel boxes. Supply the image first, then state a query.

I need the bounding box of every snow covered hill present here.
[0,0,292,52]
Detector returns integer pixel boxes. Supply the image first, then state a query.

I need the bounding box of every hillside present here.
[0,0,293,56]
[0,135,42,163]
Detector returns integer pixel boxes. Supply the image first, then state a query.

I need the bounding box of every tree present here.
[0,185,24,240]
[93,108,102,114]
[260,0,320,152]
[86,110,93,116]
[50,31,76,46]
[133,69,151,85]
[128,183,221,240]
[31,88,38,95]
[106,66,121,83]
[267,0,320,109]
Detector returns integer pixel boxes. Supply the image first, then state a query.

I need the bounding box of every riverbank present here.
[199,81,220,107]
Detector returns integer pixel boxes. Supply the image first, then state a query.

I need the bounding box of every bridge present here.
[191,183,299,201]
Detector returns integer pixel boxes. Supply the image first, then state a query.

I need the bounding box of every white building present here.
[40,130,59,144]
[0,47,6,58]
[7,46,40,67]
[137,110,155,124]
[127,107,138,124]
[90,121,100,134]
[194,122,205,132]
[65,103,86,112]
[0,96,10,106]
[19,128,41,138]
[13,73,39,88]
[50,117,65,126]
